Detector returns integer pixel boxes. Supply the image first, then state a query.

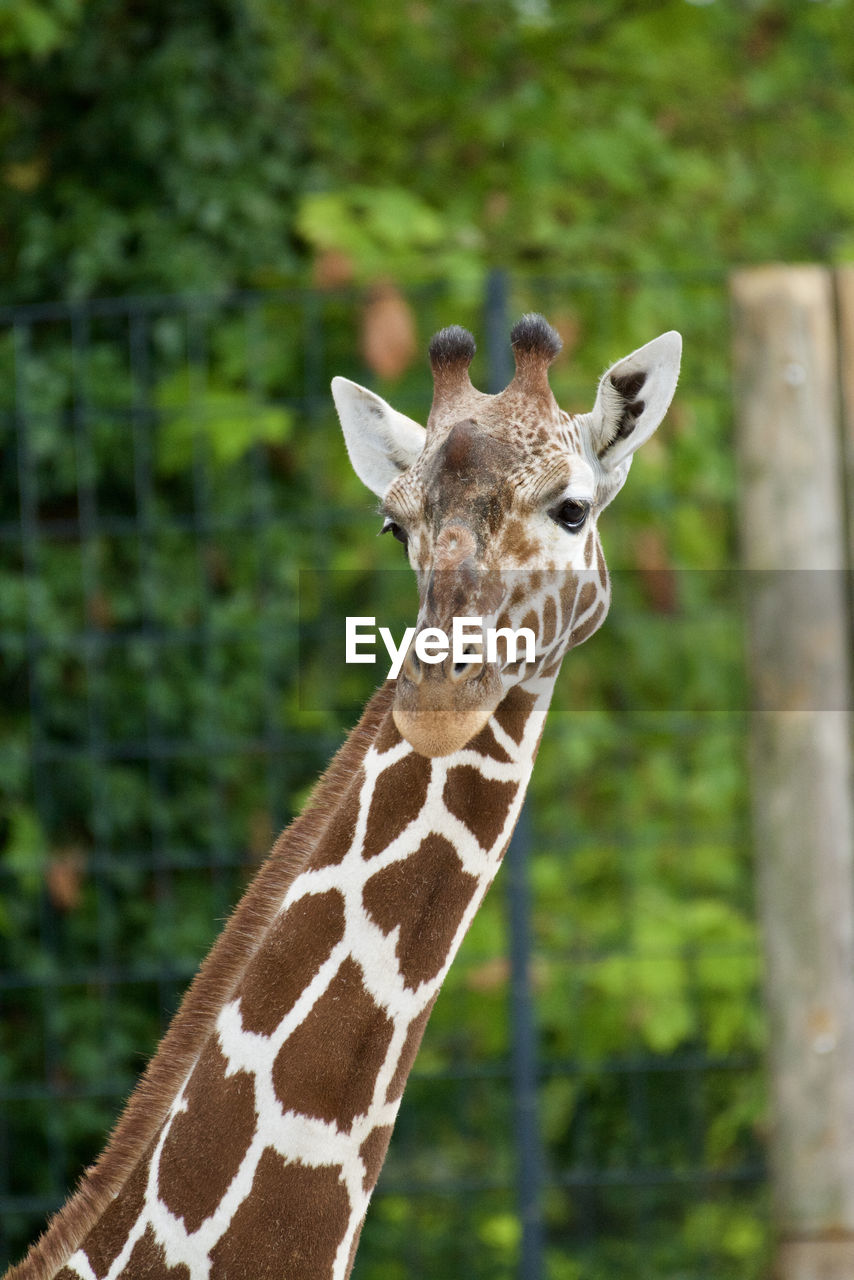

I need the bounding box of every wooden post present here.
[834,266,854,574]
[731,266,854,1280]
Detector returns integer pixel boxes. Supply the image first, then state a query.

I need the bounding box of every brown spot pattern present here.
[273,957,394,1132]
[81,1143,152,1279]
[208,1150,350,1280]
[557,579,575,631]
[116,1226,190,1279]
[597,542,608,588]
[158,1042,257,1234]
[373,706,403,754]
[508,580,526,608]
[443,766,517,851]
[312,776,361,869]
[571,600,606,647]
[361,751,430,860]
[500,516,538,563]
[541,594,557,647]
[467,721,513,764]
[362,835,478,990]
[577,580,596,615]
[237,890,346,1037]
[493,687,536,744]
[385,997,437,1102]
[359,1125,394,1192]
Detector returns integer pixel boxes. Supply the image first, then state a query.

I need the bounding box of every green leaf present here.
[155,372,293,473]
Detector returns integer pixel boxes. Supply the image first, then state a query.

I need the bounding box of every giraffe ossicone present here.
[8,314,680,1280]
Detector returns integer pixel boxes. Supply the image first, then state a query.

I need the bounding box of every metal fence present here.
[0,272,764,1277]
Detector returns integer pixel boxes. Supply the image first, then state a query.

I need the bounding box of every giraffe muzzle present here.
[393,643,504,756]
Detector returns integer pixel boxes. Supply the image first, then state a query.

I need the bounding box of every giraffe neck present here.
[13,680,553,1280]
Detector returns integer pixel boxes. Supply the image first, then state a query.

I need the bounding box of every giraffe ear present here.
[588,331,682,471]
[332,376,426,498]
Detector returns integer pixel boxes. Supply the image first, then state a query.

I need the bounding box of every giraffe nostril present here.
[401,648,423,686]
[452,659,484,684]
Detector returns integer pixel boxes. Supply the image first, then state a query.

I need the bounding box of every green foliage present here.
[3,1,854,303]
[2,273,768,1277]
[0,0,85,59]
[0,277,766,1279]
[155,371,293,472]
[2,0,302,300]
[0,0,791,1264]
[296,188,446,285]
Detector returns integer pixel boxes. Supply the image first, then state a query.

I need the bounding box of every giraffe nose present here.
[393,627,504,757]
[399,641,484,689]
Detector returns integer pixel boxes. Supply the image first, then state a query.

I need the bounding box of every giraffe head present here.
[333,315,680,757]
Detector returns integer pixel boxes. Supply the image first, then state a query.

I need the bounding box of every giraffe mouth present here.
[392,670,505,757]
[392,702,501,757]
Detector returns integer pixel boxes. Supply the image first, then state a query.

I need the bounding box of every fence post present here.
[731,265,854,1280]
[506,806,546,1280]
[834,266,854,579]
[484,269,546,1280]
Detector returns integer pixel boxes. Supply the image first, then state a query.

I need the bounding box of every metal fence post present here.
[484,269,546,1280]
[506,806,546,1280]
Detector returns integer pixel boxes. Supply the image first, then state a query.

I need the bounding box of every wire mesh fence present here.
[0,272,765,1277]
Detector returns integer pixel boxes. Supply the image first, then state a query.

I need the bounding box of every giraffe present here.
[7,314,681,1280]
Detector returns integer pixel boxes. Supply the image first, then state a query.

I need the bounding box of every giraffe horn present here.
[427,325,477,426]
[508,313,562,397]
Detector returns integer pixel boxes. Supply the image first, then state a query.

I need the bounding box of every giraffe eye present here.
[380,518,409,547]
[550,499,591,533]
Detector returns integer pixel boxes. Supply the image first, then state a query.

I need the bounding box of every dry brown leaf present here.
[313,250,355,290]
[360,285,417,381]
[87,591,114,630]
[634,528,678,614]
[47,850,85,913]
[466,956,510,993]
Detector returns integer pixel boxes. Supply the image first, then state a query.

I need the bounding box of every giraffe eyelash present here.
[380,517,409,546]
[549,498,591,533]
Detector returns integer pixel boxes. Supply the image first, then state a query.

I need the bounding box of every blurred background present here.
[2,2,854,1277]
